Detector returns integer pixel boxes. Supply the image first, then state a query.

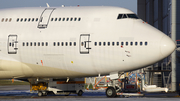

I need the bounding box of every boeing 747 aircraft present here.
[0,6,176,97]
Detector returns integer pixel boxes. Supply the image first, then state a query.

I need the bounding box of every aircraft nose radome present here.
[160,35,176,57]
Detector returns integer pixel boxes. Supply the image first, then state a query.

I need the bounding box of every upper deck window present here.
[24,18,27,22]
[55,18,57,21]
[9,18,12,22]
[17,18,19,22]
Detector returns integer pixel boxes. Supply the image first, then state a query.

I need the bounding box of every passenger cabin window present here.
[99,42,101,46]
[9,18,12,22]
[145,42,148,45]
[108,42,110,46]
[34,42,36,46]
[103,42,106,46]
[55,18,57,21]
[63,18,65,21]
[81,42,83,46]
[17,18,19,22]
[130,42,133,46]
[59,18,61,21]
[32,18,34,22]
[70,18,73,21]
[61,42,64,46]
[1,18,4,22]
[117,42,119,46]
[135,42,138,46]
[112,42,115,46]
[69,42,72,46]
[121,42,124,45]
[57,42,60,46]
[5,18,8,22]
[74,18,77,21]
[46,42,48,46]
[94,42,97,46]
[30,42,32,46]
[74,42,76,46]
[66,42,68,46]
[140,42,143,46]
[66,18,69,21]
[126,42,128,46]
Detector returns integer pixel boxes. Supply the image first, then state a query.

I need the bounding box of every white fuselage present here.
[0,6,176,79]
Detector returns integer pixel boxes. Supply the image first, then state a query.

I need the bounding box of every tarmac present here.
[0,85,179,101]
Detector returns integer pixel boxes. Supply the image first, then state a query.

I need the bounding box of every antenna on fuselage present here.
[46,3,50,8]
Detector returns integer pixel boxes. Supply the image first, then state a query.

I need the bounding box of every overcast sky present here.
[0,0,137,13]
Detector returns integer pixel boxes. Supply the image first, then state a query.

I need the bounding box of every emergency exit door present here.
[8,35,18,54]
[38,8,55,28]
[79,34,91,54]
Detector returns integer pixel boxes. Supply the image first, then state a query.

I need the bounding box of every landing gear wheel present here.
[106,87,116,98]
[38,91,43,97]
[43,92,47,96]
[77,90,83,96]
[65,92,71,96]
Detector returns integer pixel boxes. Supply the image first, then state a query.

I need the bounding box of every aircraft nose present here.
[160,35,176,57]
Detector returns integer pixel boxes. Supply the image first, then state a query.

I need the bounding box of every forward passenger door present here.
[79,34,91,54]
[8,35,18,54]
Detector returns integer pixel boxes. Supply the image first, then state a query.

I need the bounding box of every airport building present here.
[138,0,180,92]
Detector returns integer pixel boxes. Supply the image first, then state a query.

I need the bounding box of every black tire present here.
[115,95,120,98]
[77,90,83,96]
[38,91,43,97]
[47,91,55,95]
[65,92,71,96]
[43,92,47,96]
[106,87,116,98]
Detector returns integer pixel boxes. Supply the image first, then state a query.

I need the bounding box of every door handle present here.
[84,41,86,48]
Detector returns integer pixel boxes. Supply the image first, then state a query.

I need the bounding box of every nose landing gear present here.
[106,87,116,97]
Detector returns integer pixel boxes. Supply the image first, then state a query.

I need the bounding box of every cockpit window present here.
[123,14,127,18]
[117,14,123,19]
[117,14,139,19]
[127,14,139,19]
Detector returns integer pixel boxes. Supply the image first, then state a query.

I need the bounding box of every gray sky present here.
[0,0,137,13]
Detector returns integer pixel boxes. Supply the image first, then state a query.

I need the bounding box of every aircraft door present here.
[80,34,91,54]
[8,35,18,54]
[38,8,55,28]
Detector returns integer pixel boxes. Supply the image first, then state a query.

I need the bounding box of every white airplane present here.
[0,6,176,97]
